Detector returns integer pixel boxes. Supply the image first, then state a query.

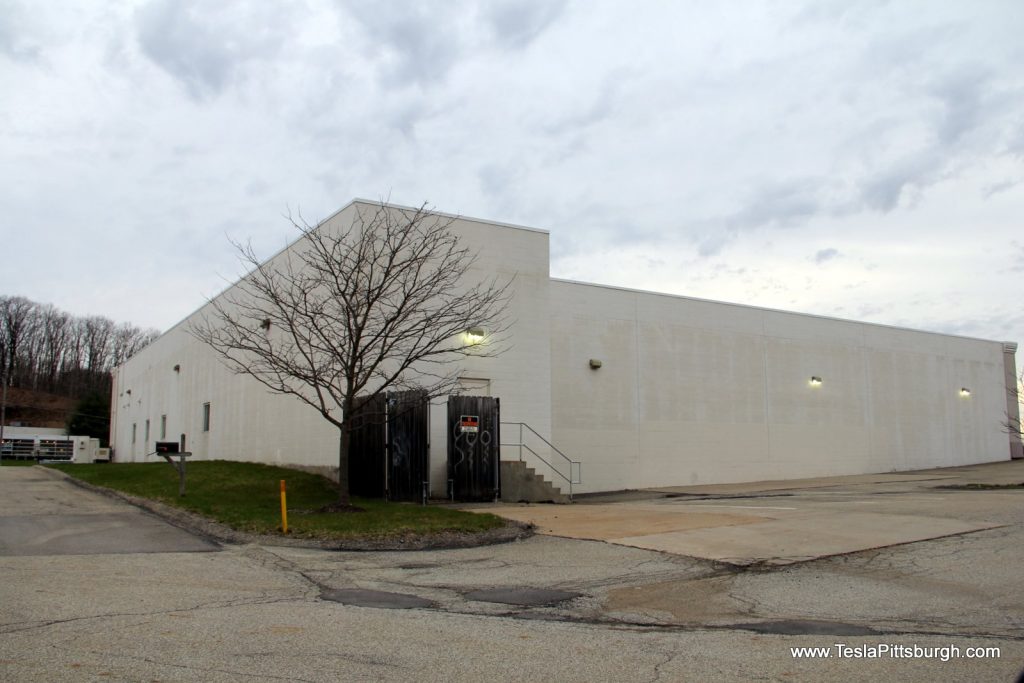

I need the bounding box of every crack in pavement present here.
[81,648,323,683]
[0,594,310,635]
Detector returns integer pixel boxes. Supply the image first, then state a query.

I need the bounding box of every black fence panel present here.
[347,390,429,501]
[447,395,500,502]
[387,390,429,502]
[348,393,387,498]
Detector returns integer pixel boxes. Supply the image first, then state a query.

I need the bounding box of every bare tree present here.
[0,296,36,387]
[190,202,513,506]
[82,316,114,373]
[1005,368,1024,458]
[38,305,70,392]
[111,323,160,367]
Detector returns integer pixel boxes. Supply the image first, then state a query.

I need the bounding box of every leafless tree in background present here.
[0,295,159,398]
[191,201,513,507]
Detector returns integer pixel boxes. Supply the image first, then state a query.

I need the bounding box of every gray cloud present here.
[695,179,823,257]
[0,0,42,61]
[135,0,289,98]
[340,1,470,86]
[858,151,940,212]
[983,179,1020,198]
[541,74,622,135]
[1009,242,1024,273]
[483,0,566,50]
[931,67,989,146]
[339,0,565,87]
[928,311,1024,340]
[813,247,840,264]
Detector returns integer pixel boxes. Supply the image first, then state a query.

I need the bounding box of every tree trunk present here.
[337,421,351,506]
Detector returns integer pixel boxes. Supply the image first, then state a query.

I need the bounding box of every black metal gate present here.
[348,390,429,501]
[447,395,500,501]
[348,394,386,498]
[386,390,429,502]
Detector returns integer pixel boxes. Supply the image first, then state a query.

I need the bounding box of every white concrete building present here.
[111,200,1023,497]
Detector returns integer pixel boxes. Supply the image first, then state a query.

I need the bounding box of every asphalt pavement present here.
[1,462,1022,682]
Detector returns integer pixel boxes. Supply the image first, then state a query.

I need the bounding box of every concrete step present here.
[500,460,570,504]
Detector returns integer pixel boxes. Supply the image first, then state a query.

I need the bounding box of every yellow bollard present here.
[279,479,289,534]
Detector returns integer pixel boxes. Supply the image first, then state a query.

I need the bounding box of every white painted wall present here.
[550,279,1012,493]
[111,201,551,497]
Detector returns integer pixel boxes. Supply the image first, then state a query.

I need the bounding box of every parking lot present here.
[1,462,1022,681]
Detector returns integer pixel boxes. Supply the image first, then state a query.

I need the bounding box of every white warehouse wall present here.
[549,279,1013,494]
[111,200,552,497]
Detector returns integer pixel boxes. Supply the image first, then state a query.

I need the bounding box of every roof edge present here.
[550,277,1011,347]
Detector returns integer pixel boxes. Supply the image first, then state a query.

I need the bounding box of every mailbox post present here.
[154,441,192,497]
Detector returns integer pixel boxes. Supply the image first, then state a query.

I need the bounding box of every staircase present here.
[500,461,569,504]
[500,422,581,503]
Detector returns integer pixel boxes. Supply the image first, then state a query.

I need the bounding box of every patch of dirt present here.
[39,466,534,551]
[604,575,746,623]
[312,502,367,514]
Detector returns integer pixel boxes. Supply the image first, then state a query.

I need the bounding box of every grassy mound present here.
[49,460,504,540]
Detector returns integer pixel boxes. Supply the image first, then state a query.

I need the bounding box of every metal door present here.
[447,395,500,501]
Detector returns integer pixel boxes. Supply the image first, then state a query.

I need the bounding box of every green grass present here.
[48,460,504,539]
[0,459,43,467]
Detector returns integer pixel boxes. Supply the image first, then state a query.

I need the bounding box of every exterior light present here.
[173,364,180,373]
[589,359,603,369]
[809,376,822,387]
[960,388,971,397]
[466,327,485,344]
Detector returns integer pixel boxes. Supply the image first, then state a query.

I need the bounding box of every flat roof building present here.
[111,200,1023,499]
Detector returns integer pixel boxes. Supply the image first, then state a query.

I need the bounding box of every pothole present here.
[730,619,878,636]
[463,587,582,606]
[320,588,435,609]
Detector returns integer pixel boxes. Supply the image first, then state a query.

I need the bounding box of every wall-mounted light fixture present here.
[809,376,823,387]
[466,326,485,344]
[126,389,132,395]
[589,359,603,369]
[173,364,180,373]
[960,387,971,397]
[260,318,271,332]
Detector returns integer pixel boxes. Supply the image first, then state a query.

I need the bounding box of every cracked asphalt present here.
[2,463,1023,681]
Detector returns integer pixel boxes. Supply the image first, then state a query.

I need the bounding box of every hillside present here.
[1,387,77,429]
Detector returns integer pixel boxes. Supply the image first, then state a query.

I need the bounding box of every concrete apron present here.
[477,465,1016,566]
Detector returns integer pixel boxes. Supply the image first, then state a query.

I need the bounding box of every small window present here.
[132,423,137,444]
[202,403,211,432]
[144,419,150,443]
[160,415,167,440]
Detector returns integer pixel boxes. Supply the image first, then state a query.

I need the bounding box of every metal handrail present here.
[500,421,582,499]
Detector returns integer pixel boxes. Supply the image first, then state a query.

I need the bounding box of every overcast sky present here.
[2,1,1023,363]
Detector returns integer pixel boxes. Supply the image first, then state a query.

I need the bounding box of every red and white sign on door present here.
[459,415,479,433]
